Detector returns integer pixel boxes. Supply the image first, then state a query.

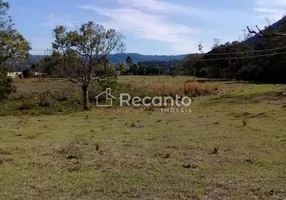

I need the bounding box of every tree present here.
[118,63,127,72]
[37,56,57,76]
[198,42,204,53]
[125,56,133,69]
[22,68,34,78]
[0,66,15,101]
[213,38,220,49]
[130,63,139,75]
[0,1,30,101]
[52,21,125,110]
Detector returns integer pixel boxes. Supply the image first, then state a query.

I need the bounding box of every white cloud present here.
[79,1,203,54]
[25,0,286,55]
[111,0,210,18]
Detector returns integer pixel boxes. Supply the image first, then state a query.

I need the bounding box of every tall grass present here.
[150,81,218,97]
[1,78,219,116]
[183,81,218,96]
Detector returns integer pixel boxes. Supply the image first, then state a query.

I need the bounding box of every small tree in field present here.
[52,21,125,110]
[0,1,30,101]
[130,63,139,75]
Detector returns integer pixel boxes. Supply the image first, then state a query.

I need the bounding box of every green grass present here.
[0,77,286,199]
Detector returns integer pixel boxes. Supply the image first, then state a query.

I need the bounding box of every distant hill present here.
[28,53,187,64]
[11,53,188,72]
[109,53,188,63]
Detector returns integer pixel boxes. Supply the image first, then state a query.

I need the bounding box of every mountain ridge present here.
[109,53,188,63]
[10,53,188,72]
[30,53,188,63]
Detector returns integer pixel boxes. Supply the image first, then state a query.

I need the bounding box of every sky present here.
[7,0,286,55]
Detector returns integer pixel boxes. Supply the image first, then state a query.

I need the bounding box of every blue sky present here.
[7,0,286,55]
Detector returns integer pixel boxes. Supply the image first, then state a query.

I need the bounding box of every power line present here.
[32,46,286,56]
[31,49,51,52]
[188,46,286,57]
[189,51,286,62]
[30,49,46,51]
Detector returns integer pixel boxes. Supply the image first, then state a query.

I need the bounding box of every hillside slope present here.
[245,16,286,44]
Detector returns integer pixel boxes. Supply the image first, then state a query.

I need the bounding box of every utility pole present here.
[193,64,196,82]
[194,42,204,82]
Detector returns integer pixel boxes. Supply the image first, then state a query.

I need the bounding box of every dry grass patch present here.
[118,76,218,97]
[151,81,218,97]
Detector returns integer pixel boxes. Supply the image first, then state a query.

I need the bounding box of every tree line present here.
[0,1,30,101]
[183,19,286,83]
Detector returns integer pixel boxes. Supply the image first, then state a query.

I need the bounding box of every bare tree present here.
[264,17,271,27]
[213,38,220,49]
[52,21,125,110]
[247,25,286,37]
[241,29,251,41]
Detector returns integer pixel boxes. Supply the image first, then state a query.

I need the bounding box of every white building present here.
[7,72,22,79]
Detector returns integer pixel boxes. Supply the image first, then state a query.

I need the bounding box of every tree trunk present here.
[82,84,89,110]
[193,66,196,82]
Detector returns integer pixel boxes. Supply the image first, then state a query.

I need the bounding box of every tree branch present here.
[247,25,286,37]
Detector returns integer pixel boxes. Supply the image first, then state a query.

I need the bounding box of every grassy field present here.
[0,76,286,199]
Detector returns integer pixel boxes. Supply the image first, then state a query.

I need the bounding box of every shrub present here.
[39,91,57,107]
[98,77,117,91]
[17,101,35,110]
[0,66,16,102]
[22,68,34,78]
[57,95,69,102]
[88,83,103,103]
[70,91,82,105]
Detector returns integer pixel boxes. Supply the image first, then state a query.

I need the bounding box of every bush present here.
[39,91,57,107]
[0,66,15,102]
[17,101,35,110]
[53,91,70,102]
[88,83,102,103]
[22,68,34,78]
[98,77,117,91]
[70,91,82,105]
[97,65,118,91]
